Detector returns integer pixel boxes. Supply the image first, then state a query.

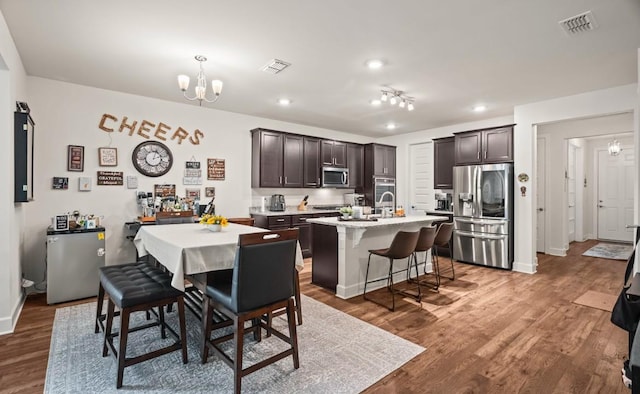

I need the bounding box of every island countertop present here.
[306,215,448,228]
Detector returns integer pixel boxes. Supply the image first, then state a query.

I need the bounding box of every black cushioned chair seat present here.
[99,263,182,308]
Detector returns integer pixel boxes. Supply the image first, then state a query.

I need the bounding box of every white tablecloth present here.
[133,223,304,291]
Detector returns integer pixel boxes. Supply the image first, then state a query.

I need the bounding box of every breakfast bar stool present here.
[363,230,420,311]
[99,263,188,388]
[408,226,439,290]
[433,222,455,281]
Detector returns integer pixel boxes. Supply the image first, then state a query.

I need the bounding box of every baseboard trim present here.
[547,247,567,257]
[0,291,26,335]
[512,261,537,274]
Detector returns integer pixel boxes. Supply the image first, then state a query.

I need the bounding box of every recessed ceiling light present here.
[386,123,396,130]
[366,59,384,69]
[472,105,487,112]
[370,99,381,106]
[278,98,291,106]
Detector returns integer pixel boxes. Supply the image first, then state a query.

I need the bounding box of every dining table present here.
[133,222,304,292]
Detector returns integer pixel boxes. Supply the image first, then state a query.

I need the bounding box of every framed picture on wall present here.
[67,145,84,172]
[98,147,118,166]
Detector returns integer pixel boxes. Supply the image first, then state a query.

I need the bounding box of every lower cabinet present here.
[251,212,339,258]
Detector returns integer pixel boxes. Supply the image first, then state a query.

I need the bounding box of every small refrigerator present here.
[46,226,106,304]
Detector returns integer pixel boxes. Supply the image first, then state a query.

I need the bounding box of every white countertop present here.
[249,207,341,216]
[306,215,448,228]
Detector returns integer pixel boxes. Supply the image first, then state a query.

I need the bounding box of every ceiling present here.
[1,1,639,137]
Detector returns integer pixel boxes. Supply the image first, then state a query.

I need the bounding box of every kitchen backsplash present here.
[250,188,355,209]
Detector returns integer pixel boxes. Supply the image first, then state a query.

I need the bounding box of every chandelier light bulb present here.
[407,102,415,111]
[381,92,388,102]
[211,80,223,95]
[177,75,190,91]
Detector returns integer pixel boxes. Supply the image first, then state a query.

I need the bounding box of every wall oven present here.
[322,167,349,188]
[373,177,396,212]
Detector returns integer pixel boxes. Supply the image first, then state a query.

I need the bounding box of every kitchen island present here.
[306,215,448,299]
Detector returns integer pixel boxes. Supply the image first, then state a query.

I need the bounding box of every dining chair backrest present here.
[155,216,194,225]
[415,226,437,252]
[385,230,420,260]
[434,222,454,247]
[231,229,299,313]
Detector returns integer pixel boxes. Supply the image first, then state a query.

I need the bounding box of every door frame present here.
[536,135,548,254]
[408,141,434,215]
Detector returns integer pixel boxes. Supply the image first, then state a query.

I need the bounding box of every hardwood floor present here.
[0,239,630,393]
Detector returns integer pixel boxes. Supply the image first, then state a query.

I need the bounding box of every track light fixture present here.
[379,89,415,111]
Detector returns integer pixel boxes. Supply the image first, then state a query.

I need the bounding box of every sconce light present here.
[608,139,622,156]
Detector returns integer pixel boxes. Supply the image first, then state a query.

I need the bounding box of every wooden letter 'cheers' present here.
[98,113,204,146]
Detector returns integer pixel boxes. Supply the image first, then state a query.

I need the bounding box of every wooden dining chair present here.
[201,229,300,394]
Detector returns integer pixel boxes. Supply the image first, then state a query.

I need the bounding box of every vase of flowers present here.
[339,206,352,219]
[199,214,228,232]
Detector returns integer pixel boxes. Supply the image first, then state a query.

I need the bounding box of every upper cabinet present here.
[346,143,364,189]
[364,143,396,178]
[303,137,321,187]
[433,137,455,189]
[321,140,347,167]
[251,128,303,188]
[454,125,513,165]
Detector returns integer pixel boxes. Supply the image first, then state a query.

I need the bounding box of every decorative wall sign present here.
[126,175,138,189]
[184,169,201,177]
[52,177,69,190]
[207,158,225,180]
[185,188,201,200]
[186,161,200,169]
[154,184,176,199]
[79,177,92,191]
[67,145,84,172]
[183,177,203,185]
[98,113,205,146]
[98,147,118,166]
[54,214,69,231]
[97,171,124,185]
[205,187,216,197]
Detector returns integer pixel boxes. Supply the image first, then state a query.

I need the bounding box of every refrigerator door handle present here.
[455,218,506,225]
[456,230,508,241]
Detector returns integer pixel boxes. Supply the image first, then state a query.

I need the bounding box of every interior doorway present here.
[408,142,433,214]
[597,146,634,242]
[536,136,546,253]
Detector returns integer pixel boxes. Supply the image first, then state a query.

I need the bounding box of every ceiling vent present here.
[261,59,291,74]
[559,11,598,35]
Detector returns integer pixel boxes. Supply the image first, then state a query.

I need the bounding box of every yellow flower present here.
[199,214,228,227]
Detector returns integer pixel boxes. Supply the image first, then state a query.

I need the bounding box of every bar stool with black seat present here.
[407,226,439,290]
[99,263,188,389]
[433,222,455,282]
[363,230,420,311]
[201,229,300,394]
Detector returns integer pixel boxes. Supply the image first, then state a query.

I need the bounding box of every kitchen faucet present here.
[377,191,395,217]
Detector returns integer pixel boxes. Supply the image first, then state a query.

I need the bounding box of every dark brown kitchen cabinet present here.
[433,137,455,189]
[303,137,321,187]
[251,129,283,187]
[454,125,513,165]
[251,128,303,187]
[321,140,347,167]
[283,135,303,187]
[347,143,363,189]
[365,143,396,178]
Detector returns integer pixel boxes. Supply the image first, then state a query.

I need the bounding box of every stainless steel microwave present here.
[322,167,349,188]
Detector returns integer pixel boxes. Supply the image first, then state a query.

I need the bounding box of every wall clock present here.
[132,141,173,177]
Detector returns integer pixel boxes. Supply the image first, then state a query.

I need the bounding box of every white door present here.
[409,142,433,214]
[597,149,634,242]
[567,143,576,243]
[536,137,546,253]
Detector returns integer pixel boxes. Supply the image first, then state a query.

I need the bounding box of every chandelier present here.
[380,89,415,111]
[608,139,622,156]
[177,55,223,106]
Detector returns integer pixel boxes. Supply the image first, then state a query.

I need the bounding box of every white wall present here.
[538,113,634,255]
[514,83,639,273]
[22,77,370,285]
[0,9,29,334]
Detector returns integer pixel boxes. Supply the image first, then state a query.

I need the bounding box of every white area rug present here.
[582,242,633,261]
[45,295,424,393]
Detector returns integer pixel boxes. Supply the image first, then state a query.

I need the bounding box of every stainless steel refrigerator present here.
[46,227,106,304]
[452,164,513,269]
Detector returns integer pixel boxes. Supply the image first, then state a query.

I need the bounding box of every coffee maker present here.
[269,194,286,211]
[435,192,452,211]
